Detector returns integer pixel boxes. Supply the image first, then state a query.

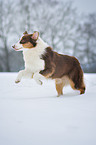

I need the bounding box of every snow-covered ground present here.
[0,73,96,145]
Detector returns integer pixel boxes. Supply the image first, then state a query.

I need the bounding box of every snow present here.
[0,73,96,145]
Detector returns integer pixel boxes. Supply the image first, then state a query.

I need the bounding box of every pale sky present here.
[62,0,96,14]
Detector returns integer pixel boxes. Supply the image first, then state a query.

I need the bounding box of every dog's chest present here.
[23,50,45,72]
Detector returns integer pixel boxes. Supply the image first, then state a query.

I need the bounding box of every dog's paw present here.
[36,80,43,85]
[31,73,34,78]
[15,79,20,83]
[38,80,43,85]
[39,80,43,85]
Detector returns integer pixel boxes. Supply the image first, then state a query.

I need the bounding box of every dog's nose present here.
[12,45,15,48]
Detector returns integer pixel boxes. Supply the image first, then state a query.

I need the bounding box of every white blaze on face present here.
[14,41,23,51]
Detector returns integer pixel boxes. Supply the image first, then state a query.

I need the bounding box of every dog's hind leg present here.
[78,79,86,94]
[55,79,63,97]
[69,79,85,95]
[69,67,86,95]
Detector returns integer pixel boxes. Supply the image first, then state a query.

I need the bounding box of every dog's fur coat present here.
[12,31,85,96]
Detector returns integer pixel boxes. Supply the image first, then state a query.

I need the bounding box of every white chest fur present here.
[23,38,48,73]
[23,50,44,72]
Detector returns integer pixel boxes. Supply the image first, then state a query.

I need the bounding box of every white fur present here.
[15,42,23,51]
[15,37,48,84]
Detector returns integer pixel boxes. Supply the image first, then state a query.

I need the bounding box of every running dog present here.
[12,31,85,96]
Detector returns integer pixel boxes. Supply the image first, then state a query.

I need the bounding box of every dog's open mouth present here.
[15,47,22,51]
[12,45,22,51]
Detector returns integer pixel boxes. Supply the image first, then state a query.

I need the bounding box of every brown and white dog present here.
[12,31,85,96]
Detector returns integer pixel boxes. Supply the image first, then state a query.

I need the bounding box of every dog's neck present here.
[23,37,49,71]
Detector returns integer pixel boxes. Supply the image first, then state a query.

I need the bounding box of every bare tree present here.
[74,13,96,64]
[0,0,96,72]
[0,0,15,71]
[83,14,96,63]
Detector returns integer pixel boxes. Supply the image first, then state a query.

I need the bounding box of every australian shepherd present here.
[12,31,85,96]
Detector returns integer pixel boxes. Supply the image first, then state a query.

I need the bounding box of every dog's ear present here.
[31,31,39,41]
[23,31,28,35]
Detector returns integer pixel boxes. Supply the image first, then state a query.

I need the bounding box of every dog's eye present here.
[20,39,26,44]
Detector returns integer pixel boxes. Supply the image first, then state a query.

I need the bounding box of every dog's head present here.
[12,31,39,51]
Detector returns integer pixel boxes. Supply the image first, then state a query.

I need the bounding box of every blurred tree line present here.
[0,0,96,72]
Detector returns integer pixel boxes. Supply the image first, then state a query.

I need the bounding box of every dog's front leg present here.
[33,72,44,85]
[15,70,24,83]
[40,66,55,78]
[15,70,33,83]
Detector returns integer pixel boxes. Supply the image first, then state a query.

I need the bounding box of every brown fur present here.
[22,42,34,48]
[40,47,85,96]
[20,34,37,47]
